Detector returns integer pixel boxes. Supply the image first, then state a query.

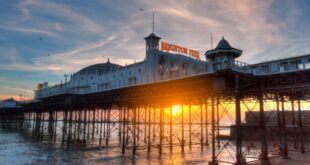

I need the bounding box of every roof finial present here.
[222,36,224,40]
[107,58,110,63]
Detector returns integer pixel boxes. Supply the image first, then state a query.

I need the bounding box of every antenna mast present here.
[152,11,155,33]
[211,32,213,49]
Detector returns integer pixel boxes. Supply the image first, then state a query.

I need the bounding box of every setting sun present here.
[171,105,182,116]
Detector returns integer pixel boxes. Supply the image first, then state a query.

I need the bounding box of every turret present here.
[205,37,242,71]
[145,33,161,52]
[144,33,161,82]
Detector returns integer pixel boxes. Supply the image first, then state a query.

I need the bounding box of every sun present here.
[171,105,182,116]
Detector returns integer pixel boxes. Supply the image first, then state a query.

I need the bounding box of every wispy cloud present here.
[0,25,57,37]
[0,84,33,94]
[0,0,302,73]
[0,83,34,100]
[17,0,105,35]
[52,34,117,59]
[0,0,309,100]
[54,22,63,32]
[0,94,32,101]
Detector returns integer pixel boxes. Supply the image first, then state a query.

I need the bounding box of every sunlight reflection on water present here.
[0,129,222,165]
[0,129,258,165]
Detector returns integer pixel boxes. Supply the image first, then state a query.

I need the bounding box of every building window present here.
[128,77,137,85]
[298,64,304,69]
[280,62,288,72]
[261,65,269,73]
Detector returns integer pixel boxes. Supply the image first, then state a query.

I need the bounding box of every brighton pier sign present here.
[161,41,200,59]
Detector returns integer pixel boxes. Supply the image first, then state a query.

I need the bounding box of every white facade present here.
[248,55,310,75]
[34,33,207,99]
[34,34,310,100]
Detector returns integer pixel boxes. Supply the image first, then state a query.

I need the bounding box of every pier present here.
[1,65,310,164]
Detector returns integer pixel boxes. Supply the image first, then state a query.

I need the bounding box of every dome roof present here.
[77,59,122,75]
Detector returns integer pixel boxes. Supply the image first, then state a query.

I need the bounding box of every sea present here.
[0,127,243,165]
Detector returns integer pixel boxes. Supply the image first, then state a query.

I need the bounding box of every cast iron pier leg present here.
[297,99,305,153]
[276,91,282,144]
[235,74,242,165]
[205,99,209,145]
[259,82,269,163]
[200,100,204,151]
[209,95,218,165]
[181,104,184,154]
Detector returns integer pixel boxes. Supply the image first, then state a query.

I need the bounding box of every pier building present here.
[1,31,310,165]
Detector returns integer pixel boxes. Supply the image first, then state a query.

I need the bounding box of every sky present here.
[0,0,310,100]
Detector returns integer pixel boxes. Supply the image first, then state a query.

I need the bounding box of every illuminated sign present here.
[161,41,200,59]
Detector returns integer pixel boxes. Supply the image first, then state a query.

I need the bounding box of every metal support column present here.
[276,91,282,143]
[291,97,297,149]
[99,109,103,146]
[297,99,305,153]
[159,105,163,155]
[189,102,192,150]
[209,95,218,165]
[121,107,127,155]
[216,97,220,148]
[181,104,184,153]
[92,109,96,139]
[259,82,268,163]
[170,105,173,151]
[133,106,137,155]
[205,99,209,145]
[281,96,287,144]
[200,99,204,150]
[147,105,151,154]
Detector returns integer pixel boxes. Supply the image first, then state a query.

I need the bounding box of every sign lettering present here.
[161,41,200,59]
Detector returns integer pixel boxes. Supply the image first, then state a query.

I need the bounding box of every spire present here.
[144,11,161,52]
[107,58,110,63]
[152,11,155,33]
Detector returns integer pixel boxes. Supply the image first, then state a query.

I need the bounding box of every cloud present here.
[0,0,308,100]
[17,0,34,20]
[139,0,300,64]
[55,22,63,32]
[0,94,32,101]
[0,15,144,74]
[0,25,57,37]
[0,76,34,98]
[1,0,298,74]
[17,0,104,35]
[0,84,34,100]
[53,34,117,58]
[0,84,33,94]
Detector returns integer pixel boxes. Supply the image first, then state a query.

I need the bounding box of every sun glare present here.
[171,105,182,116]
